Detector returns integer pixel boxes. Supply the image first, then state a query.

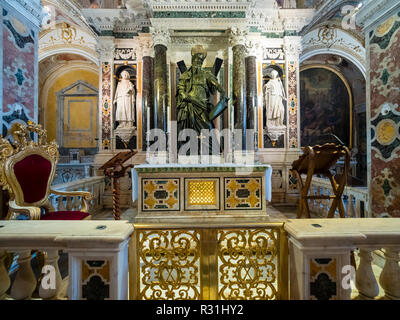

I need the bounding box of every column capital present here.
[150,26,171,48]
[283,36,302,60]
[96,37,115,61]
[245,40,263,58]
[138,35,154,58]
[229,26,249,47]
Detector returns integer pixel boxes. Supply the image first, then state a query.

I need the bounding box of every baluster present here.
[57,196,66,211]
[347,195,355,217]
[355,248,379,299]
[66,196,73,211]
[10,250,36,300]
[379,248,400,300]
[94,184,100,210]
[72,196,80,211]
[316,187,323,217]
[309,185,315,213]
[355,198,361,218]
[0,250,11,299]
[322,187,330,217]
[39,250,62,299]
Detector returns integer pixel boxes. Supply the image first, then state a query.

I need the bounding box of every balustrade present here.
[1,218,398,300]
[285,218,400,300]
[307,176,369,218]
[0,220,133,300]
[50,176,105,213]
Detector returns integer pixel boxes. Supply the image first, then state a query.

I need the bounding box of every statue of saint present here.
[114,70,135,129]
[176,45,229,152]
[264,70,286,127]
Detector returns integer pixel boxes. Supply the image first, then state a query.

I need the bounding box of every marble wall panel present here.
[369,11,400,217]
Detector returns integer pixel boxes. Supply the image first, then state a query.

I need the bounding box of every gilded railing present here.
[129,222,288,300]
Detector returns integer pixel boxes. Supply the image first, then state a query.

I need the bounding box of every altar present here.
[132,163,272,220]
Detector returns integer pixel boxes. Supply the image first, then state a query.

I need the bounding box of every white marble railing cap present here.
[0,220,134,250]
[285,218,400,246]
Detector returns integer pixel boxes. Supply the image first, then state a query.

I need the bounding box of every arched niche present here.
[261,63,286,148]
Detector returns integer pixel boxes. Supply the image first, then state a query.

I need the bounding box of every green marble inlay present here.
[136,165,269,173]
[284,30,298,36]
[153,11,246,19]
[249,26,262,33]
[380,69,390,85]
[261,32,284,38]
[382,179,392,196]
[100,30,138,38]
[174,29,225,33]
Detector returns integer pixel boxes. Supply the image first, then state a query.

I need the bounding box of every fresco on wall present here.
[2,9,36,136]
[369,11,400,217]
[300,67,351,147]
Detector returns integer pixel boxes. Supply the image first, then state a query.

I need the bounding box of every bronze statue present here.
[176,45,229,153]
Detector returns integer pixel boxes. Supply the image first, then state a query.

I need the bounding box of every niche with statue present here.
[113,64,137,150]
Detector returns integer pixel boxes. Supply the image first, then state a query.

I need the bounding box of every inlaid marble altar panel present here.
[369,10,400,217]
[224,177,262,210]
[135,164,271,218]
[142,178,180,211]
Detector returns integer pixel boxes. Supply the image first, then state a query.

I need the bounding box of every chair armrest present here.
[50,188,93,213]
[8,199,41,220]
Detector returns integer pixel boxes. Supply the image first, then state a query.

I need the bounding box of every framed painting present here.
[300,65,352,147]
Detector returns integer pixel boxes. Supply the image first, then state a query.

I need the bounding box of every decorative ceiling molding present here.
[3,0,42,28]
[82,8,150,35]
[143,0,252,12]
[356,0,400,31]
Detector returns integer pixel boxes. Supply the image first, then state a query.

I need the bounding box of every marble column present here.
[151,27,170,133]
[96,37,115,152]
[245,41,260,151]
[139,37,154,151]
[230,28,248,150]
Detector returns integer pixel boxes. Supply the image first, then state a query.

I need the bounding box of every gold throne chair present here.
[0,122,92,220]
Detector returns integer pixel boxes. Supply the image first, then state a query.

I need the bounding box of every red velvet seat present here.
[41,211,90,220]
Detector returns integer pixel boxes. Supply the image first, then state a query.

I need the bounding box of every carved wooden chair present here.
[0,122,92,220]
[291,143,351,219]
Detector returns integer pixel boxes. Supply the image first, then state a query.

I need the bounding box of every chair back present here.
[0,123,59,207]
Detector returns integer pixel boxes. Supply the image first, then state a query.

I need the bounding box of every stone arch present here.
[300,26,366,78]
[39,23,99,66]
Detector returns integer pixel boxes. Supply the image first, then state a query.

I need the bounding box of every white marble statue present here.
[264,70,286,127]
[114,70,135,129]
